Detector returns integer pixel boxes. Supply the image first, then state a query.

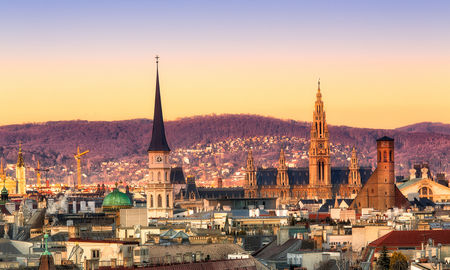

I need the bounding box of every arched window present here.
[383,151,387,162]
[165,172,168,181]
[389,150,393,162]
[157,194,162,208]
[150,195,154,208]
[378,151,381,162]
[419,187,433,200]
[166,194,170,207]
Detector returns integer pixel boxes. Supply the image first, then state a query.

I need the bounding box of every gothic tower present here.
[348,147,361,187]
[309,80,331,198]
[276,149,290,200]
[244,150,258,198]
[16,144,26,194]
[146,56,173,219]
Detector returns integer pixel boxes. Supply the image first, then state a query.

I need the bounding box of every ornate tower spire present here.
[148,56,170,152]
[348,146,361,187]
[17,142,25,167]
[277,148,288,186]
[245,149,258,198]
[16,143,26,194]
[247,150,255,171]
[309,80,332,198]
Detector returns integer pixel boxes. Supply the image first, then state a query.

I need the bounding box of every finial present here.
[19,141,22,152]
[155,55,160,65]
[42,233,51,255]
[318,78,321,91]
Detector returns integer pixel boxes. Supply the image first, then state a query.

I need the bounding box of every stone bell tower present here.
[146,56,173,219]
[308,80,332,198]
[16,144,26,194]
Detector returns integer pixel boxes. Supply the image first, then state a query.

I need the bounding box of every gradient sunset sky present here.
[1,1,449,128]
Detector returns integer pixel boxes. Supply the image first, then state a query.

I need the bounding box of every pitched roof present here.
[376,136,394,141]
[148,62,170,152]
[369,230,450,248]
[256,167,372,186]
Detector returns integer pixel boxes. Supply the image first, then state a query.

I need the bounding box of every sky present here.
[0,0,449,129]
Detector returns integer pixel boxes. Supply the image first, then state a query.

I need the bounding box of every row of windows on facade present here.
[150,171,169,182]
[149,194,170,208]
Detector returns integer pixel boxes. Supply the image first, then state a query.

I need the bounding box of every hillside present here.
[0,115,448,179]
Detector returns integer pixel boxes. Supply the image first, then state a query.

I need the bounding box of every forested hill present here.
[0,115,448,174]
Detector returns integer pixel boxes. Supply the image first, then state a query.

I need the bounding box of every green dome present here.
[102,188,132,210]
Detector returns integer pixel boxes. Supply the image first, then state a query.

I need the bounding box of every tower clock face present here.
[156,156,163,163]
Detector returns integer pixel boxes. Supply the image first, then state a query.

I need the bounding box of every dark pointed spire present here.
[148,56,170,152]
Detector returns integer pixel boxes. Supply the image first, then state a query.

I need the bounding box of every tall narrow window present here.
[150,195,154,208]
[166,194,170,207]
[157,194,162,208]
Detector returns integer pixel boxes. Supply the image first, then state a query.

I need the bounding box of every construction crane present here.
[74,146,89,190]
[34,161,49,187]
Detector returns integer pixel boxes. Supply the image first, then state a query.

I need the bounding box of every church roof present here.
[102,188,132,209]
[148,59,170,152]
[376,136,394,141]
[256,167,372,187]
[170,167,186,184]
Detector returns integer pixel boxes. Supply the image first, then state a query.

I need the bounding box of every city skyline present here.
[1,1,449,128]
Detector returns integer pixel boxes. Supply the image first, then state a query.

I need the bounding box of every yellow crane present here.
[74,146,89,190]
[34,161,49,188]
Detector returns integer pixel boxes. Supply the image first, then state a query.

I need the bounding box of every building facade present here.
[242,82,371,201]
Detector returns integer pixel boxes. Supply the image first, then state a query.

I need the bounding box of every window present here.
[419,187,433,200]
[92,249,100,259]
[383,151,387,162]
[150,195,154,208]
[158,194,162,208]
[158,172,161,182]
[167,194,170,207]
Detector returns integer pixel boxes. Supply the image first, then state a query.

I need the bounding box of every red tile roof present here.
[369,230,450,248]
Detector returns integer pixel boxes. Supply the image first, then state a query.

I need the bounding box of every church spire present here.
[148,56,170,152]
[17,143,25,167]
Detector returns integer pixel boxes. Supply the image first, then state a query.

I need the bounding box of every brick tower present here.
[351,137,410,213]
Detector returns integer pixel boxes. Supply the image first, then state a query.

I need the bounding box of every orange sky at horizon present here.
[1,1,449,129]
[1,51,449,129]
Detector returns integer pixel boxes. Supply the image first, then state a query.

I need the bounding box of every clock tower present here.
[308,80,332,198]
[147,56,173,219]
